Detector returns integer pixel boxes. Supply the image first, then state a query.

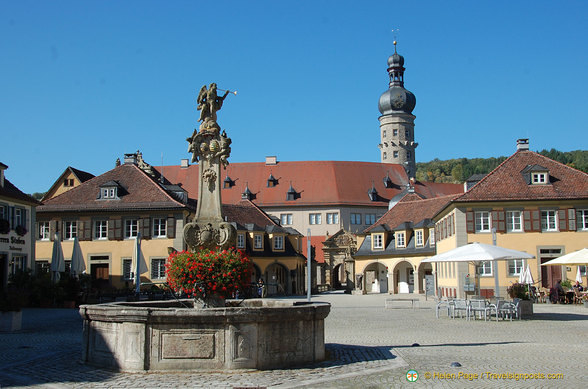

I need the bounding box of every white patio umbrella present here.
[576,266,583,284]
[50,233,65,283]
[131,232,148,295]
[422,242,534,297]
[541,248,588,287]
[519,264,534,296]
[70,237,86,277]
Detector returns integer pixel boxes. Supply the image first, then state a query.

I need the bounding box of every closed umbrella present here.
[520,264,534,298]
[131,233,147,295]
[50,233,65,282]
[70,237,86,277]
[576,266,583,284]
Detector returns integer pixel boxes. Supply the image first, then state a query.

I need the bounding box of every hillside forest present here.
[415,149,588,184]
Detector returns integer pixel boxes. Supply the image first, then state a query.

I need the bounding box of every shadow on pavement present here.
[531,312,588,321]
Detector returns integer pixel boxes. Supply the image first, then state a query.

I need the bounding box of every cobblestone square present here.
[1,293,587,388]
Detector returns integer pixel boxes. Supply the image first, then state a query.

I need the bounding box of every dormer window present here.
[286,183,298,201]
[267,173,278,188]
[368,184,378,201]
[396,232,405,248]
[383,174,393,188]
[373,233,384,249]
[521,164,550,185]
[99,180,121,200]
[532,172,547,184]
[223,176,235,189]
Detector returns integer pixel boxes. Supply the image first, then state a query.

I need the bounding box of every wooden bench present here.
[385,298,419,309]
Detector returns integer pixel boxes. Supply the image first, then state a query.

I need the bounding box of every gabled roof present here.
[42,166,95,201]
[364,193,458,233]
[38,164,187,213]
[0,178,41,206]
[454,150,588,202]
[156,161,463,207]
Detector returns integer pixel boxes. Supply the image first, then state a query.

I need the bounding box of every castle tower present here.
[377,42,418,178]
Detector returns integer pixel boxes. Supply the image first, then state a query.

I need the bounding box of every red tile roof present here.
[0,179,41,206]
[156,161,463,207]
[38,164,187,213]
[365,193,458,233]
[222,199,279,228]
[454,150,588,202]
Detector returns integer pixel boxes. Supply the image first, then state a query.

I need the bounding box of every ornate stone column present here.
[184,83,236,251]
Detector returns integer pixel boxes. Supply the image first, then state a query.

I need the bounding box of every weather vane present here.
[391,28,400,50]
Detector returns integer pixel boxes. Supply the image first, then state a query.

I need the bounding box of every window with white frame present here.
[579,210,588,230]
[396,232,405,248]
[273,235,284,250]
[0,203,7,221]
[15,208,23,227]
[151,258,166,279]
[540,210,557,231]
[94,220,108,240]
[477,261,492,276]
[474,211,491,232]
[237,233,245,249]
[309,213,321,225]
[125,219,139,238]
[280,214,292,225]
[102,187,117,199]
[254,234,263,249]
[373,234,384,249]
[152,218,167,238]
[64,221,77,240]
[429,229,435,246]
[11,255,26,275]
[506,210,523,232]
[415,230,423,247]
[365,214,376,225]
[350,213,361,225]
[122,258,133,280]
[38,221,50,240]
[508,259,524,276]
[326,213,339,225]
[532,172,547,184]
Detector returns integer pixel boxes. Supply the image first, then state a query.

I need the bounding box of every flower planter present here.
[517,300,533,319]
[0,311,22,332]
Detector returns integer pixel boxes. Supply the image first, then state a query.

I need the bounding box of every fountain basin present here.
[79,299,330,371]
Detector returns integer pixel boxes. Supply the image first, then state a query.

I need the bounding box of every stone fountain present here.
[79,83,330,371]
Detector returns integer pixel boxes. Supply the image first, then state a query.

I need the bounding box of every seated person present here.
[573,281,583,291]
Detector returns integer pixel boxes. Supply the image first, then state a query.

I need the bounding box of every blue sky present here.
[1,1,587,194]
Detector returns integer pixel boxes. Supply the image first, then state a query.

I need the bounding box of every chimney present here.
[124,153,138,165]
[516,138,529,151]
[0,162,6,188]
[180,159,189,168]
[265,156,277,165]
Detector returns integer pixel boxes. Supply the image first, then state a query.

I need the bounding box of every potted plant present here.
[165,248,251,307]
[507,282,533,318]
[560,279,572,291]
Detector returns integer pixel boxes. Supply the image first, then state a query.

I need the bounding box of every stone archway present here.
[363,262,388,293]
[417,262,433,294]
[322,230,357,291]
[393,261,414,294]
[265,262,289,296]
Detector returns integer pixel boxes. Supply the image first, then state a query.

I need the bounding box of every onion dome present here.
[378,42,416,115]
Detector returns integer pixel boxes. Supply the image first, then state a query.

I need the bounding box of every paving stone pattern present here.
[1,294,587,388]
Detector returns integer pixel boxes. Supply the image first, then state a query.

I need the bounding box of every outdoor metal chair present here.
[451,299,468,319]
[435,298,454,318]
[469,299,493,321]
[490,300,516,321]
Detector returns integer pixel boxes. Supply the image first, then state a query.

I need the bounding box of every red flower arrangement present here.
[165,248,252,300]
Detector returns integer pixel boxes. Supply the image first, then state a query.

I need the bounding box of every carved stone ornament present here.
[184,221,237,251]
